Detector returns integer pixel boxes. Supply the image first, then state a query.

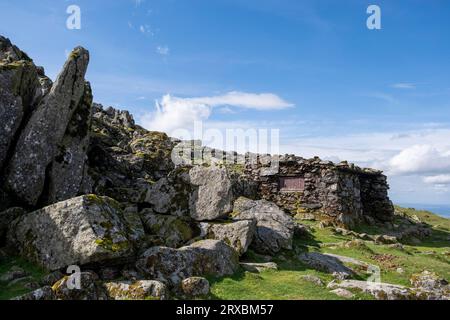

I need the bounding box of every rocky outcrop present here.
[233,197,294,254]
[5,46,91,206]
[47,81,93,204]
[104,280,168,300]
[199,220,256,255]
[141,211,198,248]
[136,240,239,286]
[7,195,134,270]
[0,37,42,172]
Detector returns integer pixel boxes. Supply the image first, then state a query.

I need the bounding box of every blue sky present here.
[1,0,450,206]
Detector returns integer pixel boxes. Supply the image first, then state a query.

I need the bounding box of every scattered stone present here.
[299,275,324,286]
[298,252,355,278]
[410,271,450,300]
[327,280,411,300]
[240,262,278,273]
[200,219,256,255]
[136,240,239,286]
[373,235,398,245]
[330,288,355,299]
[104,280,168,300]
[233,197,294,254]
[181,277,210,297]
[7,195,134,270]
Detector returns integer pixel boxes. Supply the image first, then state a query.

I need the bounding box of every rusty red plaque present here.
[279,177,305,191]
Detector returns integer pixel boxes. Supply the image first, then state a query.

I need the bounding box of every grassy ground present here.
[0,256,46,300]
[0,207,449,300]
[209,207,450,300]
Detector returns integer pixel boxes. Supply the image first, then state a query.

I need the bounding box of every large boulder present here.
[104,280,168,300]
[232,197,294,254]
[327,280,412,300]
[0,37,42,171]
[136,240,239,286]
[199,220,256,256]
[143,166,234,221]
[5,47,90,206]
[188,166,234,221]
[141,210,198,248]
[7,195,134,270]
[47,81,93,204]
[297,252,356,278]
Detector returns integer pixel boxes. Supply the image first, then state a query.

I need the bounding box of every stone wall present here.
[243,155,394,227]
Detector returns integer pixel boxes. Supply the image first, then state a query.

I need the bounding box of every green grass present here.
[0,256,47,300]
[209,207,450,300]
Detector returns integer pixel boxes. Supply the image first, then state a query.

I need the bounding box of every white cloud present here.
[157,46,170,56]
[391,83,416,89]
[185,91,294,111]
[140,92,293,134]
[389,145,450,175]
[424,175,450,185]
[141,94,211,133]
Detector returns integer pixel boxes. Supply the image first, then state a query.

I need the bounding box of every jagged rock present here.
[141,210,197,248]
[136,240,239,286]
[5,47,90,206]
[0,207,25,243]
[188,166,234,221]
[232,197,294,254]
[52,271,107,300]
[298,252,355,278]
[104,280,168,300]
[12,286,54,300]
[181,277,210,297]
[410,271,450,300]
[7,195,134,270]
[0,41,41,171]
[47,81,93,204]
[199,220,256,255]
[327,280,411,300]
[240,262,278,273]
